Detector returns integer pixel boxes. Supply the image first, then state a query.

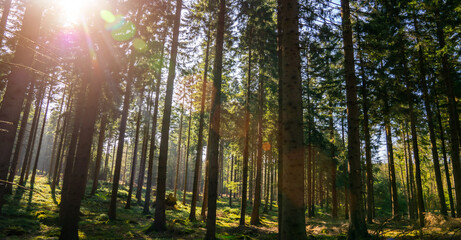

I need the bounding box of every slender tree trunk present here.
[250,68,264,226]
[48,84,67,180]
[435,9,461,218]
[329,110,338,218]
[150,0,182,232]
[143,27,167,214]
[384,117,399,219]
[402,129,414,219]
[182,101,193,205]
[240,34,252,225]
[229,155,234,207]
[174,102,185,198]
[108,55,136,220]
[51,96,72,194]
[90,112,108,195]
[341,0,368,238]
[405,125,418,219]
[434,90,456,217]
[125,105,142,208]
[204,0,225,237]
[189,21,211,222]
[19,86,44,186]
[6,81,35,194]
[357,32,373,223]
[30,86,52,187]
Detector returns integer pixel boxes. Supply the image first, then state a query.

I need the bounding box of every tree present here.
[149,0,182,232]
[278,0,306,238]
[0,2,44,212]
[341,0,368,238]
[204,0,225,238]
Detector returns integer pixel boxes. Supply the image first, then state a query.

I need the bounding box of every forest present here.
[0,0,460,239]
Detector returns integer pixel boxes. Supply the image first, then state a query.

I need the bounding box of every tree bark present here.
[341,0,368,238]
[174,102,185,198]
[182,101,193,205]
[204,0,225,237]
[278,0,306,238]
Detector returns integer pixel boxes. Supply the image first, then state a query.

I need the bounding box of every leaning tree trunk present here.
[278,0,306,238]
[150,0,182,232]
[204,0,225,238]
[341,0,368,238]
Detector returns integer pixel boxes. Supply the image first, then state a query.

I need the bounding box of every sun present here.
[58,0,93,26]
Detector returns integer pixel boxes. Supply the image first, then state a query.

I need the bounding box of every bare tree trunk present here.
[204,0,225,237]
[278,0,306,238]
[30,86,52,187]
[182,101,193,205]
[189,21,211,222]
[341,0,368,238]
[144,27,167,214]
[150,0,182,232]
[174,102,185,198]
[125,105,142,208]
[0,2,43,211]
[240,33,252,225]
[6,81,35,194]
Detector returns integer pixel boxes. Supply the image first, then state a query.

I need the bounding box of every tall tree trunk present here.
[144,27,167,214]
[329,110,338,219]
[405,125,418,219]
[189,21,211,222]
[59,42,104,239]
[435,8,461,218]
[0,2,43,211]
[6,81,35,194]
[51,96,72,194]
[341,0,368,238]
[108,56,136,220]
[402,129,414,219]
[182,101,193,205]
[413,15,447,216]
[90,111,107,195]
[30,86,52,187]
[174,102,185,198]
[125,105,142,208]
[204,0,225,237]
[150,0,182,232]
[278,0,306,238]
[229,155,234,207]
[357,32,373,223]
[19,86,44,186]
[240,35,252,225]
[434,89,456,217]
[48,84,67,180]
[384,117,399,219]
[250,68,264,226]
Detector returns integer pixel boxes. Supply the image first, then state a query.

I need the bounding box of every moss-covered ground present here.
[1,175,460,239]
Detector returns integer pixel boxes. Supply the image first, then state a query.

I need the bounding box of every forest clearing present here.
[0,0,461,239]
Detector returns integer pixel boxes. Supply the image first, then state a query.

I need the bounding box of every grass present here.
[1,175,460,239]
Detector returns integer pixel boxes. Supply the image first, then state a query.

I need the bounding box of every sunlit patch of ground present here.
[2,176,460,239]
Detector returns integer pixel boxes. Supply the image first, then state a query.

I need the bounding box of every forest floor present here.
[1,175,460,239]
